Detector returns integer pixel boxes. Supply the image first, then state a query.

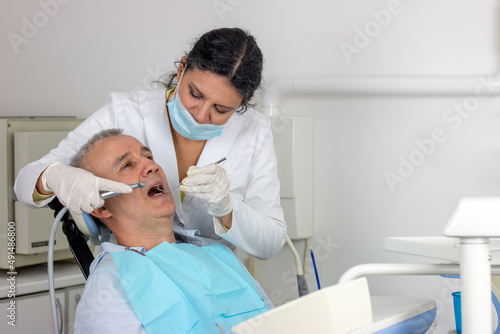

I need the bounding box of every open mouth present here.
[148,184,165,197]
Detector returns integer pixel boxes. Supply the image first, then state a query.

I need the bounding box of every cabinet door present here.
[66,286,85,334]
[0,290,66,334]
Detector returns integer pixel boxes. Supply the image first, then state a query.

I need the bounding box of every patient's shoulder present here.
[90,242,146,277]
[88,251,118,279]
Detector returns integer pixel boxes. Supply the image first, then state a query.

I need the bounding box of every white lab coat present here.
[14,89,286,259]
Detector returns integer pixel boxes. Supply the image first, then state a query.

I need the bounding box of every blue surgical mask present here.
[167,68,224,140]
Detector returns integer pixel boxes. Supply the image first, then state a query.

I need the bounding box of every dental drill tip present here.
[129,182,146,190]
[101,181,147,199]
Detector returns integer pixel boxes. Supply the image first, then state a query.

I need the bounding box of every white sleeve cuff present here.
[213,215,236,236]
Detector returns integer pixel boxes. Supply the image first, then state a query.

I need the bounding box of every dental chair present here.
[48,197,108,279]
[50,198,437,333]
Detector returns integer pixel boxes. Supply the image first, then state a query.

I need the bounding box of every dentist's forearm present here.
[220,212,233,230]
[35,169,53,195]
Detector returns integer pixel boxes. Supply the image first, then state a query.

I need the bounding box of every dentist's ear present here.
[176,56,188,81]
[90,206,112,219]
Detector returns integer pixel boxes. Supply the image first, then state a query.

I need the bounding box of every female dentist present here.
[14,27,286,259]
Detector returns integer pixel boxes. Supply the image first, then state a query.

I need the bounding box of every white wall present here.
[2,0,499,332]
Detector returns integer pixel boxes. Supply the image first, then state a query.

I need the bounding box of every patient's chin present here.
[163,201,176,216]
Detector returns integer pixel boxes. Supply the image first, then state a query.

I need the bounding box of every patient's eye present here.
[143,153,154,161]
[121,161,133,170]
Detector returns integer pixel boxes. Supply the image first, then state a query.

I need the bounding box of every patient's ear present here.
[90,206,112,219]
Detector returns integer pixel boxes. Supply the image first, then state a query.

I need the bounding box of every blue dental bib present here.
[111,242,267,334]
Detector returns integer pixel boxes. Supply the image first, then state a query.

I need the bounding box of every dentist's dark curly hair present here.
[158,27,263,113]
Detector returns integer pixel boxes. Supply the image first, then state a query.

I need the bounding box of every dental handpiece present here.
[156,157,227,194]
[100,182,146,200]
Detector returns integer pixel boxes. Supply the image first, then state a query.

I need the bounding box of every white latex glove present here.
[41,161,132,214]
[180,163,233,217]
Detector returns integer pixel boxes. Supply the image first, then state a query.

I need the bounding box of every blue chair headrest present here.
[70,211,111,245]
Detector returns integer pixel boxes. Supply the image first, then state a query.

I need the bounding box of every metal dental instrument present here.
[157,182,182,195]
[213,157,226,165]
[156,157,227,194]
[100,182,146,200]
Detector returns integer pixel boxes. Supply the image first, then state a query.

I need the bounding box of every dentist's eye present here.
[189,89,202,100]
[215,106,229,114]
[214,104,234,114]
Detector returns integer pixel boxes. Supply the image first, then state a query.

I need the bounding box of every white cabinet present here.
[0,285,84,334]
[1,290,65,333]
[0,261,86,334]
[67,286,85,333]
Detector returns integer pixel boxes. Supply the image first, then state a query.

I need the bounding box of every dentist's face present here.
[84,135,176,225]
[176,65,243,126]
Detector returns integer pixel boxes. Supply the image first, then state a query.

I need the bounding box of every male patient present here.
[73,129,269,334]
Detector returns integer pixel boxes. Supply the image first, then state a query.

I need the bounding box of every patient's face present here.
[84,134,176,224]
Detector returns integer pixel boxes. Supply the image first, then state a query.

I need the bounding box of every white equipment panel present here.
[271,116,314,240]
[0,118,83,269]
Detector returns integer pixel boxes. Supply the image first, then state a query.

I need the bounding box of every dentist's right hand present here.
[40,161,132,214]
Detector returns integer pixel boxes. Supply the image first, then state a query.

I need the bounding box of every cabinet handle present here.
[56,298,63,334]
[75,293,81,304]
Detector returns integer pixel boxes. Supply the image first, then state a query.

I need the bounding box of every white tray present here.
[385,236,500,264]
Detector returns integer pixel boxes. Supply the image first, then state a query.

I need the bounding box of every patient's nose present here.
[142,158,159,177]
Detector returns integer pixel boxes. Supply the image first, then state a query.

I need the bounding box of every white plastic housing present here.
[442,197,500,237]
[230,277,372,334]
[0,118,82,269]
[271,116,314,240]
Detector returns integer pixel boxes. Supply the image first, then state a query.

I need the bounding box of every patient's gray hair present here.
[71,128,123,168]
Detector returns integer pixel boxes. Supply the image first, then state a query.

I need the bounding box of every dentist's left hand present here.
[180,163,233,217]
[41,161,132,214]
